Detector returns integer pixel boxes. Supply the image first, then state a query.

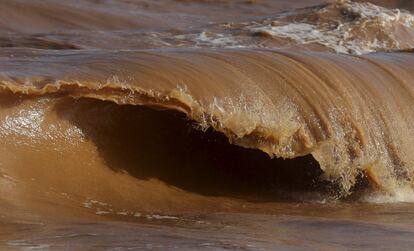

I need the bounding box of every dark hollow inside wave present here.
[52,97,348,201]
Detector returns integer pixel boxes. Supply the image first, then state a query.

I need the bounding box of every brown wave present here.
[1,48,414,197]
[3,2,414,250]
[2,1,414,226]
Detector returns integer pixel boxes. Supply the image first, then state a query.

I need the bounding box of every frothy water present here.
[249,0,414,54]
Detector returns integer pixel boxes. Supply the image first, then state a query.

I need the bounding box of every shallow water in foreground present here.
[3,203,414,250]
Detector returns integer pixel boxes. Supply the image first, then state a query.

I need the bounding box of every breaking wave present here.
[1,1,414,223]
[2,48,414,198]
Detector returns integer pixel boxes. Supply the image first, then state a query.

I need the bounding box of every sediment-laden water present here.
[2,0,414,250]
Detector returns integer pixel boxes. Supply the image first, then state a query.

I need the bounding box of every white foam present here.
[146,214,179,220]
[362,186,414,203]
[195,31,243,48]
[249,1,414,54]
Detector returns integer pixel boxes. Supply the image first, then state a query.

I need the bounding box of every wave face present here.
[2,48,414,196]
[1,0,414,232]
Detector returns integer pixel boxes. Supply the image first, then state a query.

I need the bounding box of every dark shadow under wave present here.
[55,97,338,201]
